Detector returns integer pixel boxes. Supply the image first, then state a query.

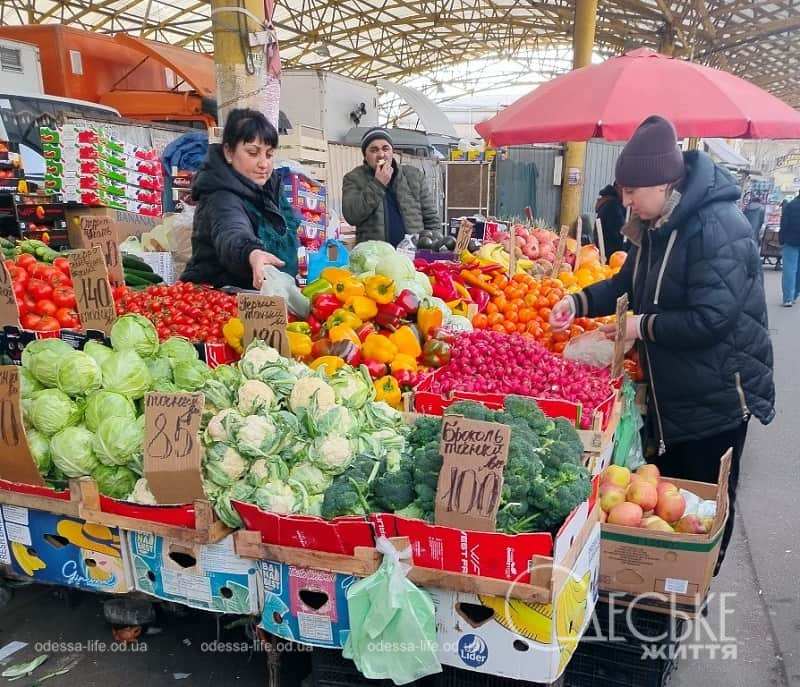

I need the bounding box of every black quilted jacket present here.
[573,151,775,447]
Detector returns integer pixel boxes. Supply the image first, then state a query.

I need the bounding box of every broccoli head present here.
[540,438,583,469]
[445,400,494,422]
[408,416,442,450]
[502,395,555,437]
[551,417,584,458]
[527,462,591,532]
[372,453,415,512]
[320,454,380,519]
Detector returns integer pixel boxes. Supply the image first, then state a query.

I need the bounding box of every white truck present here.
[0,38,43,94]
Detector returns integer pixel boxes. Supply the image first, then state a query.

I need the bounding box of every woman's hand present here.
[249,249,285,290]
[600,314,642,342]
[549,296,576,331]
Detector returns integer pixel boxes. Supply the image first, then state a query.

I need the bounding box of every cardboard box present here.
[127,531,261,614]
[259,559,354,649]
[430,518,601,683]
[66,207,160,246]
[599,451,731,617]
[0,505,131,593]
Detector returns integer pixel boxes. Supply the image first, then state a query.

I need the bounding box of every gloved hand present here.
[549,296,576,331]
[600,314,642,342]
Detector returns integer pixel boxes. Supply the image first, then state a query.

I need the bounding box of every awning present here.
[376,79,458,137]
[113,34,215,97]
[703,138,751,169]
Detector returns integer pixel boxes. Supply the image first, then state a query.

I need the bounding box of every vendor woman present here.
[181,108,299,289]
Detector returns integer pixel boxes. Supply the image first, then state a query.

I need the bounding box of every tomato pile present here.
[7,253,80,332]
[113,282,238,343]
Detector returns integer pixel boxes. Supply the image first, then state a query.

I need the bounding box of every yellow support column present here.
[559,0,598,230]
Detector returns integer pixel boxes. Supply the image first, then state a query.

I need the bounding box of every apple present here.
[700,516,716,533]
[655,491,686,524]
[607,502,644,528]
[641,515,674,532]
[636,464,660,486]
[675,515,706,534]
[657,480,679,500]
[627,480,658,512]
[599,483,626,513]
[602,465,631,489]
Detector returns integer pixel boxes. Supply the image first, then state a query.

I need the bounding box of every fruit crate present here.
[311,648,437,687]
[434,666,564,687]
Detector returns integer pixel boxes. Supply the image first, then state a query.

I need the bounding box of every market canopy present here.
[476,49,800,145]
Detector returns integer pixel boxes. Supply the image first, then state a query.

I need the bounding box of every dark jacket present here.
[342,160,440,243]
[572,151,774,447]
[181,145,299,288]
[595,184,627,255]
[743,201,765,243]
[779,195,800,246]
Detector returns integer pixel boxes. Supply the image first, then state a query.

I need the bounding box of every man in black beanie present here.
[550,114,774,575]
[342,126,440,246]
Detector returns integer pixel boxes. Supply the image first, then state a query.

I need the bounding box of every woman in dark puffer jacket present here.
[550,116,775,571]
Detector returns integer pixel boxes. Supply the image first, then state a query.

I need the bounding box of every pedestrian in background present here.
[743,196,766,245]
[779,190,800,306]
[595,182,627,255]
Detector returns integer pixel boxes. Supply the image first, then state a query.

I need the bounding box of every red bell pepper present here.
[307,314,322,337]
[363,358,389,380]
[394,289,420,317]
[431,273,459,301]
[329,340,362,367]
[421,338,451,368]
[356,322,378,342]
[311,293,341,322]
[393,369,418,390]
[467,287,491,313]
[374,302,405,331]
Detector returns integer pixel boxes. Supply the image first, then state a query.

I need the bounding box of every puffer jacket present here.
[573,151,775,448]
[181,144,299,288]
[342,160,440,243]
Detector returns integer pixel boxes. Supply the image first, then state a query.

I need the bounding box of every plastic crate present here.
[563,645,678,687]
[586,601,686,648]
[310,649,396,687]
[434,666,564,687]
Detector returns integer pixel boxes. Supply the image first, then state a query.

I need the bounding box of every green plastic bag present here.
[612,380,645,469]
[342,537,442,685]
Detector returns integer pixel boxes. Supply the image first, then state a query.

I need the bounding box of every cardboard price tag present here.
[68,247,117,335]
[0,366,44,485]
[595,217,607,264]
[143,391,206,504]
[574,216,584,270]
[455,219,474,254]
[507,232,517,277]
[551,224,570,278]
[435,416,511,532]
[74,214,125,285]
[0,263,20,328]
[237,293,290,356]
[611,294,629,379]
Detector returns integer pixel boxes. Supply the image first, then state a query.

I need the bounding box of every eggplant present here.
[443,236,456,251]
[417,236,436,250]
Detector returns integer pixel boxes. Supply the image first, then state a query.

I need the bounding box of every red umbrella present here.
[476,48,800,145]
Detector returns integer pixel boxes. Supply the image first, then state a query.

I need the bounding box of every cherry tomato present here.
[34,299,57,317]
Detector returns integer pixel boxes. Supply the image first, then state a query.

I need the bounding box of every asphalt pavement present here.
[0,271,798,687]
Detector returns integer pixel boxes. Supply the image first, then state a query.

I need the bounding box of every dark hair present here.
[222,108,278,150]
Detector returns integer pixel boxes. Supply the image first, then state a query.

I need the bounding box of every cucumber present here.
[124,274,153,287]
[124,268,163,284]
[122,255,154,273]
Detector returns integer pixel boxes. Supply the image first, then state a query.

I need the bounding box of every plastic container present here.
[397,234,417,261]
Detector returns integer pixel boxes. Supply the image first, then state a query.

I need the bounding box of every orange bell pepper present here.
[362,333,398,364]
[309,356,346,375]
[328,324,361,348]
[389,325,422,358]
[417,303,443,338]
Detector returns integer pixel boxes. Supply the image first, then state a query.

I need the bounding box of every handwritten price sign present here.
[0,366,44,485]
[0,262,20,327]
[237,293,290,356]
[68,247,116,334]
[434,416,511,531]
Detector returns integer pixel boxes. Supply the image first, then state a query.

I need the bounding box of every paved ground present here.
[0,270,798,687]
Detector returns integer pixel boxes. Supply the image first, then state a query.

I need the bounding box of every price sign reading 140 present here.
[434,416,510,532]
[67,246,116,334]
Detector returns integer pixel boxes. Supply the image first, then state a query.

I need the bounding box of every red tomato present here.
[34,299,57,317]
[53,257,71,276]
[48,271,71,288]
[20,312,42,330]
[37,315,60,332]
[55,307,79,329]
[7,266,27,283]
[26,278,53,301]
[16,254,37,269]
[29,263,57,281]
[52,286,76,309]
[12,281,25,299]
[3,259,15,270]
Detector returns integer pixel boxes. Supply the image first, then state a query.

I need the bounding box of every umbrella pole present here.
[559,0,598,229]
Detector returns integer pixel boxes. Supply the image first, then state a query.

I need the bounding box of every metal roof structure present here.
[1,1,798,109]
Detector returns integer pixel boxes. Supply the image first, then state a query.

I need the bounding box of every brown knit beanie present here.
[615,115,685,187]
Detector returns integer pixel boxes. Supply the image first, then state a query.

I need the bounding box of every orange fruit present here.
[609,251,627,269]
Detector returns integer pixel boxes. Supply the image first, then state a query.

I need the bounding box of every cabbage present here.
[212,364,242,389]
[159,336,198,364]
[83,340,114,367]
[26,429,51,475]
[101,350,152,399]
[93,464,138,499]
[56,350,103,397]
[203,443,248,487]
[234,414,281,458]
[349,240,397,274]
[239,340,282,379]
[110,314,160,358]
[20,368,43,399]
[50,425,99,477]
[237,379,275,415]
[152,380,180,392]
[93,416,144,466]
[211,480,255,528]
[289,462,333,495]
[172,359,212,391]
[22,338,74,387]
[146,356,174,385]
[30,389,82,436]
[21,398,32,430]
[328,366,374,410]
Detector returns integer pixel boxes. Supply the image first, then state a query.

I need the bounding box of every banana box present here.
[429,511,601,683]
[0,505,131,593]
[127,531,262,614]
[258,560,354,649]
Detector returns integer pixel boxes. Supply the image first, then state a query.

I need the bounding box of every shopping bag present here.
[307,240,349,283]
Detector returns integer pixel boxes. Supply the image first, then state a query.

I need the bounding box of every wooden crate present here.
[281,125,328,165]
[0,479,82,518]
[76,478,232,544]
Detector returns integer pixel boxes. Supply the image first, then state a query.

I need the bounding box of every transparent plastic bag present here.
[563,330,615,368]
[259,265,310,318]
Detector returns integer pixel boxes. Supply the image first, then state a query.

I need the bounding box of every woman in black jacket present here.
[551,116,775,568]
[182,108,299,289]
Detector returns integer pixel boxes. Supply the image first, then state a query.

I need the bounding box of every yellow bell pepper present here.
[453,281,472,301]
[374,375,402,408]
[328,324,361,348]
[326,308,362,330]
[417,303,443,338]
[309,356,346,375]
[389,325,422,358]
[333,277,366,303]
[222,317,244,354]
[391,354,418,373]
[362,333,398,364]
[345,295,378,321]
[447,299,470,318]
[286,330,312,358]
[321,267,351,284]
[364,275,395,305]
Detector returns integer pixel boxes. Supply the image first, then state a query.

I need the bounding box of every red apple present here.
[655,491,686,524]
[608,502,644,528]
[627,480,658,512]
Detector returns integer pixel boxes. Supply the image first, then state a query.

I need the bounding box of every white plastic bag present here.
[563,330,616,368]
[259,265,310,318]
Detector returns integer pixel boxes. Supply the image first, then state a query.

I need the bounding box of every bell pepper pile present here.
[291,267,453,395]
[413,259,503,318]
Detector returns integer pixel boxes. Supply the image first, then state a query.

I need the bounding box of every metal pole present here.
[559,0,598,229]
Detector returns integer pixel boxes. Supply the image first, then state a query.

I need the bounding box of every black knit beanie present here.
[360,127,393,155]
[615,115,685,187]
